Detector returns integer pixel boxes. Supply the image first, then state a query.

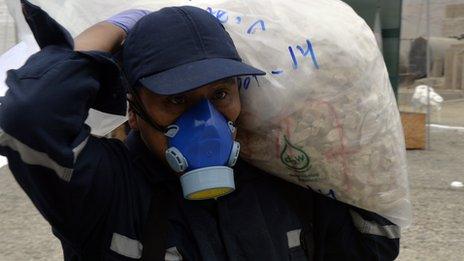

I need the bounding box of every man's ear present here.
[127,94,139,130]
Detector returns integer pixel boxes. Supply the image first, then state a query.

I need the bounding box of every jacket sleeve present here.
[314,194,400,261]
[0,44,129,248]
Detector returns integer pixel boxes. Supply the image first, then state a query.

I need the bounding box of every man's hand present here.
[74,9,150,53]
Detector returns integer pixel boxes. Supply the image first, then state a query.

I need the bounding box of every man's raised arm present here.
[0,1,132,246]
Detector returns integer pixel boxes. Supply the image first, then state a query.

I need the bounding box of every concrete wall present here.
[400,0,464,69]
[443,4,464,37]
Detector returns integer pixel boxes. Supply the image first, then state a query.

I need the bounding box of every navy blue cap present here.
[123,6,265,95]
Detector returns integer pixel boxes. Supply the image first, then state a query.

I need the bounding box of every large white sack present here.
[22,0,410,227]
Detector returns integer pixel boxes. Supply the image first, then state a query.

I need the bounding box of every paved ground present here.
[0,167,62,260]
[397,128,464,261]
[397,99,464,260]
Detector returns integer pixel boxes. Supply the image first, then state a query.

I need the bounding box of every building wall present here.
[400,0,464,70]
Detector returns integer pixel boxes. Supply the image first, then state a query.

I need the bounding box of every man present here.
[0,1,400,260]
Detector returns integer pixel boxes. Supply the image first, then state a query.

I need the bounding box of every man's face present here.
[128,78,241,170]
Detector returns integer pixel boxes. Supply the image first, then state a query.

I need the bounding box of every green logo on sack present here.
[280,135,311,172]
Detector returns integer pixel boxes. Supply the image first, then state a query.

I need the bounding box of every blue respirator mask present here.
[164,99,240,200]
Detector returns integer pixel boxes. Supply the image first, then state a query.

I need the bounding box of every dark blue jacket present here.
[0,2,400,260]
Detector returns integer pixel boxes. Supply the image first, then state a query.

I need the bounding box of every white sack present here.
[19,0,410,227]
[411,85,444,112]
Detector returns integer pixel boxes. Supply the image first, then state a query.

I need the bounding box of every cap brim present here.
[139,58,265,95]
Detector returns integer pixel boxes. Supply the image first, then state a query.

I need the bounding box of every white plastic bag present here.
[227,1,411,227]
[20,0,410,227]
[411,85,444,112]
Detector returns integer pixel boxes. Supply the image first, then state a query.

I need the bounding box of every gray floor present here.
[398,128,464,260]
[0,167,62,260]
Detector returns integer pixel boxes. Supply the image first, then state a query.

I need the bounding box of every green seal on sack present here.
[280,135,311,172]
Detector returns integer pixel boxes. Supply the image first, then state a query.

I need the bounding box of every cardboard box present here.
[400,112,426,150]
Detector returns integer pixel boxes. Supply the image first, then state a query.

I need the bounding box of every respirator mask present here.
[164,99,240,200]
[129,91,240,200]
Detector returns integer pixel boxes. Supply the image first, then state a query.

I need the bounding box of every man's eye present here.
[213,90,228,100]
[168,95,186,104]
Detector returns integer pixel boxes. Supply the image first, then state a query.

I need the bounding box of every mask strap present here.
[122,73,168,134]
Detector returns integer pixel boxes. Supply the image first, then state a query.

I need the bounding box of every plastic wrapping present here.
[12,0,410,226]
[226,0,411,227]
